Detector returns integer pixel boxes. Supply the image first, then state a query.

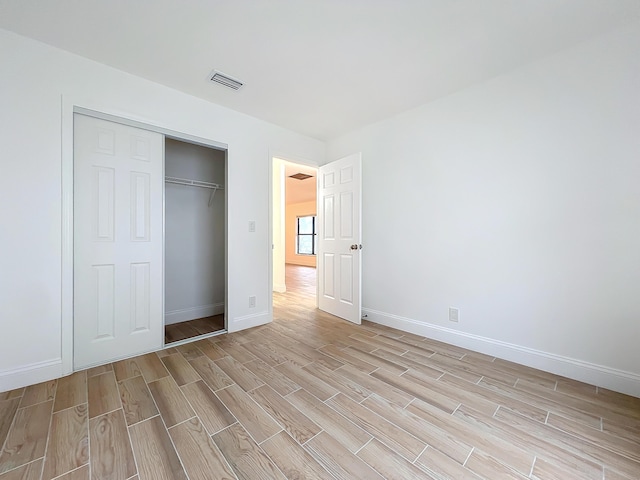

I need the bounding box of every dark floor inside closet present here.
[164,314,225,344]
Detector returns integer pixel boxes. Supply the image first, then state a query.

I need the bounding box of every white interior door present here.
[74,114,164,369]
[317,153,362,324]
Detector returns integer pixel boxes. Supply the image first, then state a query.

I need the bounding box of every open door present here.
[317,153,362,324]
[74,114,164,368]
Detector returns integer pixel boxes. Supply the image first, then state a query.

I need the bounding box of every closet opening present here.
[164,138,227,345]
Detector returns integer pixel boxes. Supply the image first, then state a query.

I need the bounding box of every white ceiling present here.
[283,162,316,205]
[0,1,638,140]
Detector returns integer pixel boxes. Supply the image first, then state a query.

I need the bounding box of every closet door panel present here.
[74,114,163,369]
[130,172,151,242]
[93,166,115,242]
[93,264,116,339]
[130,262,151,333]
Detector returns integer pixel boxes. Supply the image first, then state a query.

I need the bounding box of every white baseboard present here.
[286,259,317,268]
[0,358,64,392]
[229,311,271,333]
[273,283,286,293]
[362,308,640,398]
[165,303,225,325]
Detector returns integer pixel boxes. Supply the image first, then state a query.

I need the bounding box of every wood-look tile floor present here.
[165,315,225,345]
[1,264,639,479]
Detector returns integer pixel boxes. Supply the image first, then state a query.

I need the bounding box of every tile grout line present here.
[208,420,239,438]
[204,427,240,480]
[528,455,537,478]
[88,404,124,421]
[353,436,374,456]
[126,370,174,480]
[140,380,193,480]
[297,432,343,480]
[111,404,140,480]
[13,397,56,411]
[0,396,22,456]
[35,389,56,479]
[412,444,429,465]
[213,386,283,448]
[167,415,199,430]
[86,395,91,480]
[327,392,429,465]
[218,408,287,479]
[0,457,45,478]
[180,380,240,439]
[462,446,475,467]
[49,462,88,480]
[301,428,325,446]
[324,392,340,403]
[85,370,114,380]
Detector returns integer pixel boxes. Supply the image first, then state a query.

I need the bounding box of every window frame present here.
[296,215,317,256]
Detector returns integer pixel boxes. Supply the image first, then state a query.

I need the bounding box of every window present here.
[296,215,317,255]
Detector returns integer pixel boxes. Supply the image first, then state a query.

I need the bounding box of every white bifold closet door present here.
[74,114,164,369]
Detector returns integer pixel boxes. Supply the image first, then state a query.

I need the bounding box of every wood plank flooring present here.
[0,264,639,479]
[165,315,225,344]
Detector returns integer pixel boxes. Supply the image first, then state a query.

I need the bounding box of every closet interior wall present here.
[164,138,226,333]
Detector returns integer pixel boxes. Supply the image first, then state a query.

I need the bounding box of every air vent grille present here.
[209,70,243,90]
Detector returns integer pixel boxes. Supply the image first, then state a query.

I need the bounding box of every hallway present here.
[273,264,317,312]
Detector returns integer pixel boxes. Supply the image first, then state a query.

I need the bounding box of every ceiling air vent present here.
[289,173,313,180]
[208,70,243,90]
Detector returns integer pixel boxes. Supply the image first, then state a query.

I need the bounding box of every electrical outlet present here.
[248,220,256,232]
[249,295,256,308]
[449,307,459,323]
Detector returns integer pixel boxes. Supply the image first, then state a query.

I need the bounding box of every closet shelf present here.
[165,176,224,207]
[165,176,224,190]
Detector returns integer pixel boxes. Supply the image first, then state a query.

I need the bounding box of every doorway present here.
[272,158,318,313]
[164,138,227,345]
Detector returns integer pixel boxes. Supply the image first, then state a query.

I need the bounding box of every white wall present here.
[285,201,318,267]
[328,24,640,396]
[165,140,225,324]
[272,158,286,293]
[0,28,324,390]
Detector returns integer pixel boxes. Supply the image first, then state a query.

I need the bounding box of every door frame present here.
[61,99,228,375]
[268,153,320,317]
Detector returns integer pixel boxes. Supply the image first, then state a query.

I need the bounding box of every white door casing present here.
[317,153,362,324]
[74,114,164,369]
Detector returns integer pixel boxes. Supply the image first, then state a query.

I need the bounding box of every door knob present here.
[350,244,358,250]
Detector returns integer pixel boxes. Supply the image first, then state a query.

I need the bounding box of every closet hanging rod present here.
[165,176,224,190]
